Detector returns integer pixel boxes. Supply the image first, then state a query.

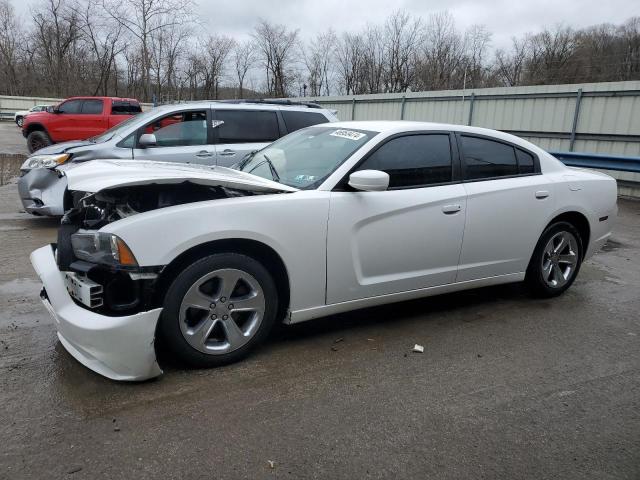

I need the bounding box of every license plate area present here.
[64,272,103,309]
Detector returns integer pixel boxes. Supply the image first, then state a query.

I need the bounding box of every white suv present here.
[18,100,339,216]
[14,104,50,127]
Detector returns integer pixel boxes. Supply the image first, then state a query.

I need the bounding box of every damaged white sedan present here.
[31,122,617,381]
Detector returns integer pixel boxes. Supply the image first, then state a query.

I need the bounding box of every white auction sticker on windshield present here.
[330,129,366,141]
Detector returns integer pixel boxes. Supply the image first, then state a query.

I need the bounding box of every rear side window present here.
[215,110,280,143]
[282,111,329,132]
[460,136,518,180]
[516,148,535,174]
[81,99,104,114]
[356,134,452,188]
[58,100,82,114]
[112,101,142,115]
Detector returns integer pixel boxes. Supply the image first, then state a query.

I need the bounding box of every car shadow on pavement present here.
[155,281,532,372]
[21,216,61,229]
[273,282,529,343]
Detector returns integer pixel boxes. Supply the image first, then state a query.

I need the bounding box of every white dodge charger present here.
[30,121,618,381]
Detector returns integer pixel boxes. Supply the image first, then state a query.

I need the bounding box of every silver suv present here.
[18,100,339,216]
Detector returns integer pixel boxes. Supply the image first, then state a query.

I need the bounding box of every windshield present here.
[238,126,376,189]
[89,109,156,143]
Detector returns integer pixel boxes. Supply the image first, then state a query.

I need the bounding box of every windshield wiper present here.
[236,150,257,170]
[247,154,280,182]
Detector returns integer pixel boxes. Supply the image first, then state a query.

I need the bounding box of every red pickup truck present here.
[22,96,142,153]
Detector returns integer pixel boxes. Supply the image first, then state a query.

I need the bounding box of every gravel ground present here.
[0,178,639,479]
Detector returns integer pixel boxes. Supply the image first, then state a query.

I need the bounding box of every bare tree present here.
[527,25,577,84]
[303,30,336,96]
[383,10,423,93]
[360,24,384,93]
[200,34,235,99]
[494,36,530,86]
[3,4,640,101]
[74,0,124,95]
[150,22,191,102]
[463,24,491,88]
[31,0,84,96]
[253,19,299,97]
[618,17,640,80]
[335,32,366,94]
[102,0,194,101]
[233,40,256,98]
[417,11,465,90]
[0,0,22,95]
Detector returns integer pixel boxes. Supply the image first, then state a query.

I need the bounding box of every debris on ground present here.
[67,466,83,474]
[412,344,424,353]
[267,460,275,469]
[330,346,339,352]
[334,338,344,343]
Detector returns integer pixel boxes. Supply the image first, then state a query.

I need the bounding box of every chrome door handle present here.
[195,150,213,158]
[535,190,550,199]
[442,204,462,214]
[219,149,236,157]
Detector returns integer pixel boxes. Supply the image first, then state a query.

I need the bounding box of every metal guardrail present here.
[550,151,640,173]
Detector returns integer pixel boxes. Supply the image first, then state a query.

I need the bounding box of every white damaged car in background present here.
[30,121,618,381]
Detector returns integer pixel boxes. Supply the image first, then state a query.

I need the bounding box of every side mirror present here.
[138,133,157,148]
[348,170,390,192]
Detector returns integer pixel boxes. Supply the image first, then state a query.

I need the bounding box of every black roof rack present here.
[215,99,323,109]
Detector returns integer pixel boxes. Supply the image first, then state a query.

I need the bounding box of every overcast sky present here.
[197,0,640,48]
[11,0,640,50]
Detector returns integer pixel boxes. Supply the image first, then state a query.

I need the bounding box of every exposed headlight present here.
[21,153,70,170]
[71,232,138,267]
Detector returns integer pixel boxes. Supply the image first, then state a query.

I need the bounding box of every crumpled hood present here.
[61,160,299,194]
[31,139,95,155]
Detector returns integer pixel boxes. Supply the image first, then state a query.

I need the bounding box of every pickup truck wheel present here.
[27,130,52,153]
[15,116,23,127]
[158,253,279,368]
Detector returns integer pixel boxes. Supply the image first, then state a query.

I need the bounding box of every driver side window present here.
[141,110,208,147]
[356,134,453,189]
[57,100,82,114]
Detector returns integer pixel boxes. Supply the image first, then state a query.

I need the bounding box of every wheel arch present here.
[542,210,591,259]
[24,122,49,136]
[154,238,291,321]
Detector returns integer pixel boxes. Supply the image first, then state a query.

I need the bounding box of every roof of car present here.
[149,100,334,113]
[314,120,546,152]
[63,96,139,102]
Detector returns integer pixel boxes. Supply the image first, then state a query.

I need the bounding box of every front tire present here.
[525,221,583,297]
[158,253,279,368]
[27,130,52,153]
[16,116,23,127]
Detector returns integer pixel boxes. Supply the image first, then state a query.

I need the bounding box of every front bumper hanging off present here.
[30,245,163,381]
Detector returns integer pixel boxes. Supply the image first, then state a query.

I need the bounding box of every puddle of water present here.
[0,212,32,221]
[0,225,26,231]
[602,239,625,252]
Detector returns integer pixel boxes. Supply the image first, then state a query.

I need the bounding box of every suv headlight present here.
[71,232,138,267]
[21,153,70,169]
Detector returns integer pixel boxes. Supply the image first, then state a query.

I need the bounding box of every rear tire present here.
[157,253,279,368]
[27,130,52,153]
[525,221,583,297]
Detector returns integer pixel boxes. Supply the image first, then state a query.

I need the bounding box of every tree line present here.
[0,0,639,102]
